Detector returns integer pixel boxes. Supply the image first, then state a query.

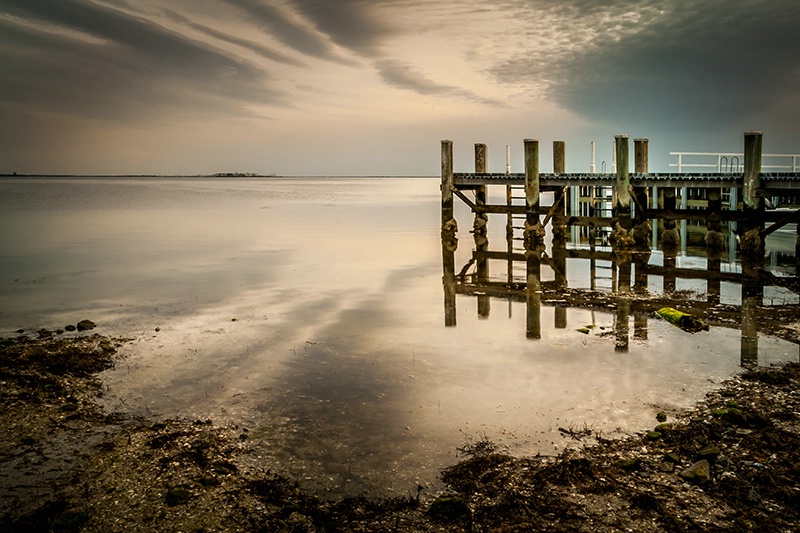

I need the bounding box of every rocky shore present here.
[1,332,799,532]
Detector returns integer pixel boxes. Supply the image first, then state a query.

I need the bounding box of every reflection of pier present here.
[441,242,799,366]
[440,131,799,367]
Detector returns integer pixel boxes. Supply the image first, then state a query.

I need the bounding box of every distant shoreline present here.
[0,173,436,179]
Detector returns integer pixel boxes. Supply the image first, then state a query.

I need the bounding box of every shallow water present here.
[1,176,797,497]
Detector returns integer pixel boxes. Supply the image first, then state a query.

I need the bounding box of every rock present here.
[428,496,469,520]
[697,444,721,461]
[645,431,662,441]
[37,328,53,339]
[65,325,76,332]
[165,486,193,506]
[658,462,675,473]
[678,460,711,484]
[613,458,642,471]
[663,452,681,464]
[76,320,96,332]
[656,411,667,423]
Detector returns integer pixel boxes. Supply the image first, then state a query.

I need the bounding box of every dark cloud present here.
[494,0,800,133]
[222,0,341,61]
[0,0,287,121]
[375,59,502,106]
[285,0,394,56]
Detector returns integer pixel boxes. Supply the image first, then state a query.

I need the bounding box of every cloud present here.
[374,59,501,105]
[489,0,800,131]
[284,0,395,56]
[0,0,288,121]
[160,8,307,67]
[222,0,341,61]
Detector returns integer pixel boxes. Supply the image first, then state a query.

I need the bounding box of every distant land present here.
[0,172,278,177]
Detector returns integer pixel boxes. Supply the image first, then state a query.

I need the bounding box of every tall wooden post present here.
[614,135,631,231]
[474,143,490,319]
[524,139,544,248]
[552,141,568,243]
[633,138,650,247]
[441,140,454,229]
[441,140,457,327]
[741,131,764,256]
[524,139,540,227]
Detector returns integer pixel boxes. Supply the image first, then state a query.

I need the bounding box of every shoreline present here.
[2,333,799,531]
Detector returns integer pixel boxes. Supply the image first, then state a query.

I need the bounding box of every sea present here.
[1,176,798,496]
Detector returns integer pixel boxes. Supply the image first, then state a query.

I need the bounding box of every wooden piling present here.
[475,143,490,319]
[741,131,764,256]
[614,135,631,230]
[524,139,545,248]
[633,138,650,247]
[552,141,569,242]
[441,140,454,229]
[524,139,540,227]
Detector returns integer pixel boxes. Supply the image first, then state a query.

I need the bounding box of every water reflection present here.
[444,231,800,367]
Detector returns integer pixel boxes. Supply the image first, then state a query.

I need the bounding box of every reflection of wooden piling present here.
[705,188,724,249]
[442,242,457,327]
[662,187,679,247]
[707,254,721,305]
[526,251,542,339]
[615,297,630,352]
[663,248,677,294]
[740,275,762,366]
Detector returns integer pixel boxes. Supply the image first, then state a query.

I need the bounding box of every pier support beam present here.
[441,140,457,240]
[741,131,765,257]
[474,143,490,319]
[552,141,569,243]
[523,139,545,249]
[611,135,634,249]
[632,138,651,248]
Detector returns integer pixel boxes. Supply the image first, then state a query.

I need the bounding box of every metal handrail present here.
[670,151,799,173]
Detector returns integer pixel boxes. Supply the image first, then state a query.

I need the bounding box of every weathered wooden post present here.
[552,141,569,243]
[632,138,650,248]
[707,254,721,305]
[474,143,490,319]
[473,143,488,240]
[523,139,545,248]
[441,140,457,327]
[740,131,764,256]
[614,135,632,229]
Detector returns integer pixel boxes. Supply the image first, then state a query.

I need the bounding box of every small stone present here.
[613,458,642,470]
[663,452,681,464]
[697,444,721,461]
[165,486,193,506]
[679,460,711,484]
[656,411,667,422]
[76,320,96,332]
[658,462,675,473]
[65,325,76,332]
[645,431,662,441]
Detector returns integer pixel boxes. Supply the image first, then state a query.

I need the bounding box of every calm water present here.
[1,177,798,496]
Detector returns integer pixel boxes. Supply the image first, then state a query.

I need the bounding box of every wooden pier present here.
[441,132,800,256]
[440,132,800,363]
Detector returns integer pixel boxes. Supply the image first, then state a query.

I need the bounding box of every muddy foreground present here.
[1,333,799,532]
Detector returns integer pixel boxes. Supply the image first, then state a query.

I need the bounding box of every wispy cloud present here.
[375,59,501,106]
[0,0,287,121]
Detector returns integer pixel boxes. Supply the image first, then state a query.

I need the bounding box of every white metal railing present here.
[669,151,800,173]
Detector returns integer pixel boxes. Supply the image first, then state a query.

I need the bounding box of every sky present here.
[1,0,799,175]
